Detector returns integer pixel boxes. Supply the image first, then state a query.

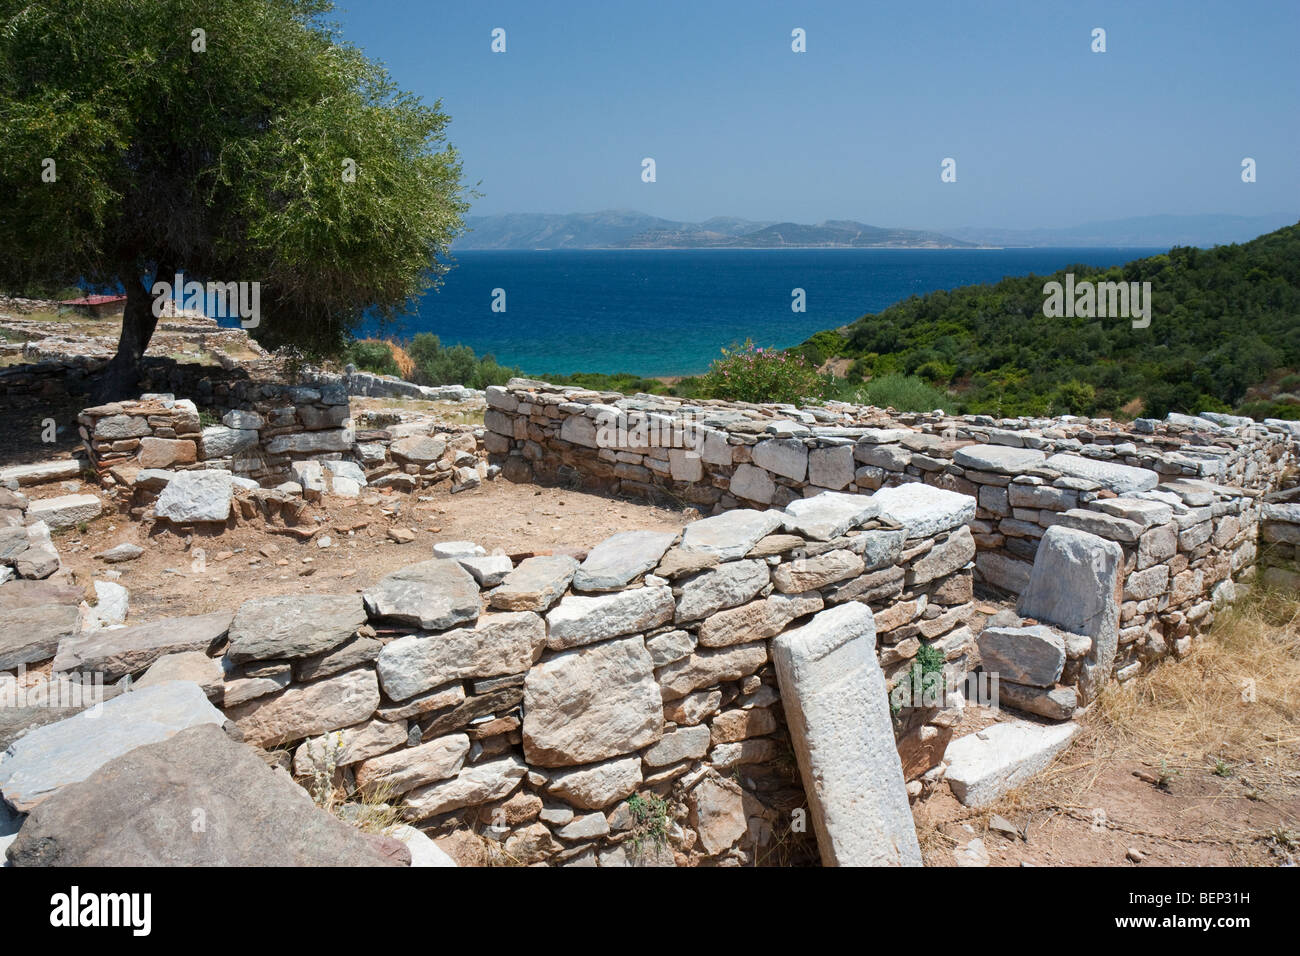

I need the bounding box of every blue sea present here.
[359,248,1161,378]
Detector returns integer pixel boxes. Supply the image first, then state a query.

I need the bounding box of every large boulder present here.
[363,559,481,630]
[5,724,400,866]
[1017,526,1122,702]
[976,625,1065,687]
[0,681,225,812]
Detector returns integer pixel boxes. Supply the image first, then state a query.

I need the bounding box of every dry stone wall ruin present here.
[483,379,1300,701]
[6,368,1300,868]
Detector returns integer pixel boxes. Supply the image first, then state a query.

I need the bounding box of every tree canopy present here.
[0,0,470,397]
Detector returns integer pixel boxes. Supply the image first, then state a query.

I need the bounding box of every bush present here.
[345,332,522,389]
[345,340,399,377]
[1052,380,1097,415]
[849,373,954,413]
[699,340,829,405]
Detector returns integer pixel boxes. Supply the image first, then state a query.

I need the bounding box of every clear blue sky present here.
[330,0,1298,230]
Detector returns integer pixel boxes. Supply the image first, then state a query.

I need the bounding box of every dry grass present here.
[918,583,1300,862]
[1092,585,1300,784]
[357,337,416,379]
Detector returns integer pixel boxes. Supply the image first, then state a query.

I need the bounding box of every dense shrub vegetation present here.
[344,333,521,390]
[807,223,1300,419]
[698,340,829,405]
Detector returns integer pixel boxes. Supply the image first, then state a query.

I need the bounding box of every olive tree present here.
[0,0,469,398]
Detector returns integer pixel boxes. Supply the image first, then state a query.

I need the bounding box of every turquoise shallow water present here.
[358,247,1160,378]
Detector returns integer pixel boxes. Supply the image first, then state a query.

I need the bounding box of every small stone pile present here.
[79,384,352,486]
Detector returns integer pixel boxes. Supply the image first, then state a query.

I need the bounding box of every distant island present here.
[456,210,1299,251]
[456,211,981,250]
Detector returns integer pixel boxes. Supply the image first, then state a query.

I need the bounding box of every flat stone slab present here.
[573,530,677,591]
[953,444,1046,473]
[24,494,102,531]
[403,755,528,821]
[4,724,398,866]
[363,559,481,629]
[0,579,83,611]
[489,555,578,611]
[226,594,367,663]
[546,585,675,650]
[53,610,234,680]
[0,604,81,670]
[1043,454,1159,494]
[869,484,976,539]
[0,460,81,486]
[225,667,380,748]
[771,602,922,866]
[977,625,1065,687]
[944,720,1081,807]
[0,681,225,812]
[154,470,234,523]
[678,509,784,561]
[780,491,879,541]
[376,612,542,701]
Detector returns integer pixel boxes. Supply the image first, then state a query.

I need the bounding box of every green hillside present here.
[796,222,1300,420]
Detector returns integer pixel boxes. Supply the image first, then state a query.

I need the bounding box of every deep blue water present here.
[359,248,1161,378]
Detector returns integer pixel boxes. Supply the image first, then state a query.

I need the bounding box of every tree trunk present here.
[89,270,163,403]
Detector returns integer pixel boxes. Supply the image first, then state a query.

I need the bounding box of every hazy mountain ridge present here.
[458,211,1299,251]
[457,211,976,249]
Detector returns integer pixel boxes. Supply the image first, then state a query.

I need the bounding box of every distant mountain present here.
[456,211,977,250]
[457,211,1300,251]
[947,214,1298,249]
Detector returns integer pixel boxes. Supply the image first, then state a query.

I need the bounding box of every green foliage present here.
[801,224,1300,418]
[792,329,849,367]
[368,331,521,389]
[836,373,955,413]
[699,340,830,404]
[626,792,671,854]
[0,0,470,362]
[890,643,947,715]
[345,340,399,377]
[543,370,676,396]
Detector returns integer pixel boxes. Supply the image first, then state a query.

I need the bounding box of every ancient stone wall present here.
[483,379,1300,693]
[41,490,974,866]
[78,383,352,485]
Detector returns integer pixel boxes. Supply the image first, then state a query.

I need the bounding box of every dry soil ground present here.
[918,589,1300,867]
[40,478,692,624]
